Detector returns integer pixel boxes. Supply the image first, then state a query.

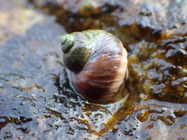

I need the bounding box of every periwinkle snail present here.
[61,30,128,102]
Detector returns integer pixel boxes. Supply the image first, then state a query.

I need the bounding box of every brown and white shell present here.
[61,30,128,102]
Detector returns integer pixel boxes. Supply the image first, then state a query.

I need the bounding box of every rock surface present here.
[29,0,187,102]
[0,0,187,139]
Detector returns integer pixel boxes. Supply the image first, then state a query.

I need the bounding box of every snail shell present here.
[61,30,128,102]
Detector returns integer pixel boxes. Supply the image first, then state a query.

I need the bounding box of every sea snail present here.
[61,30,128,102]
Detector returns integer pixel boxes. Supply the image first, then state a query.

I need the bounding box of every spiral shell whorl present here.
[61,32,91,72]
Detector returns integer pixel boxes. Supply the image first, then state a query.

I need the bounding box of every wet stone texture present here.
[0,0,187,140]
[128,37,187,103]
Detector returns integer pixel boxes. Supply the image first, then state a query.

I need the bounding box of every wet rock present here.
[128,36,187,103]
[28,0,187,103]
[0,0,187,139]
[0,0,129,139]
[29,0,187,42]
